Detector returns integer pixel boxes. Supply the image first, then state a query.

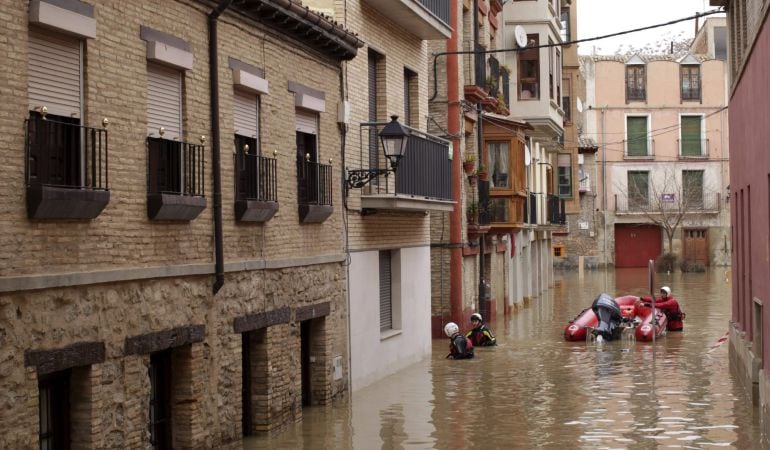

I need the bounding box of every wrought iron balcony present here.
[547,194,566,225]
[234,151,278,222]
[25,113,110,219]
[146,137,206,221]
[362,0,451,39]
[297,159,333,223]
[623,139,655,159]
[614,192,721,214]
[354,123,453,213]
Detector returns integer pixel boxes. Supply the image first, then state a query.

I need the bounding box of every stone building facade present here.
[0,0,362,447]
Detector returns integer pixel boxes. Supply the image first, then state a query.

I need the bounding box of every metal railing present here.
[235,153,277,202]
[681,86,701,101]
[358,123,451,201]
[298,160,333,206]
[623,139,655,158]
[614,191,721,213]
[523,192,538,224]
[678,138,709,158]
[25,114,108,190]
[626,87,646,101]
[147,137,204,196]
[417,0,450,25]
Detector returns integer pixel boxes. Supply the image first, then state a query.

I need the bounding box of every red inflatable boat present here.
[564,295,667,342]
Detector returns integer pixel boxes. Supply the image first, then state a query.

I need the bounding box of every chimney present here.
[695,15,700,35]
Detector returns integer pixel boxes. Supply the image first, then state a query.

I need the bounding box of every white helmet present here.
[444,322,459,337]
[660,286,671,296]
[470,313,483,323]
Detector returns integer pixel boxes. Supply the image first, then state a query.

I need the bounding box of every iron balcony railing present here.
[548,194,566,225]
[678,138,709,158]
[614,192,721,213]
[626,87,646,102]
[235,153,277,202]
[523,192,538,224]
[298,159,333,206]
[147,137,204,196]
[358,123,452,201]
[25,114,108,190]
[417,0,450,25]
[681,86,701,101]
[623,139,655,158]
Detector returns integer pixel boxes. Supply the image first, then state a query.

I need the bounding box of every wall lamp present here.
[346,115,409,191]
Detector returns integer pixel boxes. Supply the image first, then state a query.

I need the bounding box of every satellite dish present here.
[576,97,584,113]
[514,25,528,48]
[524,145,531,166]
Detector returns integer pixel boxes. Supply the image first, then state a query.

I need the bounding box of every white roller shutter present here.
[28,27,82,118]
[295,108,318,135]
[233,90,258,138]
[147,62,182,139]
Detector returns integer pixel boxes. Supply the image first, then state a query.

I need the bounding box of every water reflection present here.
[244,268,767,449]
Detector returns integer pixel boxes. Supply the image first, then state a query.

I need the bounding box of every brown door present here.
[684,228,709,266]
[615,224,662,268]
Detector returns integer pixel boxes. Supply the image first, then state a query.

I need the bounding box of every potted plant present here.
[477,164,489,181]
[466,201,479,225]
[463,153,476,175]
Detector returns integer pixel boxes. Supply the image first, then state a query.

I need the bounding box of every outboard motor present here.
[591,293,622,341]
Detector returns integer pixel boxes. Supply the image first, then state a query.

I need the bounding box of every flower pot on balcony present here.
[463,160,475,175]
[477,166,489,182]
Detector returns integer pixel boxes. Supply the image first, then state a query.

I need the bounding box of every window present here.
[234,90,274,204]
[556,49,562,103]
[368,49,384,171]
[488,141,510,189]
[549,38,554,100]
[625,64,645,101]
[149,350,172,450]
[562,76,571,122]
[518,34,539,100]
[680,115,703,156]
[39,370,71,450]
[626,116,649,156]
[682,170,704,208]
[560,8,571,42]
[557,153,572,197]
[404,68,417,127]
[379,250,393,332]
[553,245,565,257]
[714,26,727,61]
[628,171,649,209]
[296,109,322,205]
[680,65,701,101]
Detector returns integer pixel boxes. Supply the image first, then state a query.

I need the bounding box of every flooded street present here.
[244,268,766,449]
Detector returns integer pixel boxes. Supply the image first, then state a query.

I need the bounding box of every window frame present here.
[560,7,571,42]
[557,153,572,198]
[625,64,646,102]
[682,169,705,208]
[403,67,417,127]
[627,170,650,210]
[487,140,513,191]
[518,34,540,100]
[679,114,705,157]
[680,64,701,102]
[625,114,651,157]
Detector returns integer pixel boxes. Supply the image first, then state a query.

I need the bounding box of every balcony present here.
[354,124,453,213]
[25,113,110,220]
[234,153,278,222]
[678,139,709,159]
[298,159,333,223]
[614,192,721,214]
[624,139,655,160]
[147,137,206,221]
[523,192,538,225]
[547,194,566,226]
[363,0,451,39]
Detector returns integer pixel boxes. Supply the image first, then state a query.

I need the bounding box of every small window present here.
[680,65,701,101]
[560,8,571,42]
[626,65,646,101]
[628,170,649,210]
[557,153,572,198]
[626,116,649,156]
[562,77,571,122]
[404,68,417,127]
[714,26,727,61]
[518,34,539,100]
[488,141,511,189]
[553,245,565,257]
[379,250,393,332]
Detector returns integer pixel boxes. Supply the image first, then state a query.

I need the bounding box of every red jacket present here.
[642,295,684,331]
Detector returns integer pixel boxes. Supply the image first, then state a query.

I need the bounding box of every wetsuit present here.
[466,324,497,346]
[448,334,474,359]
[642,295,684,331]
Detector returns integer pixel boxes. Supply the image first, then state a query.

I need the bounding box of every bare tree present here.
[614,31,692,57]
[622,165,713,253]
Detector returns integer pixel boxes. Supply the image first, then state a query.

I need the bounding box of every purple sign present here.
[661,193,676,202]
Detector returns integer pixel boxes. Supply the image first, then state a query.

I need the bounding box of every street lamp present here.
[346,115,410,191]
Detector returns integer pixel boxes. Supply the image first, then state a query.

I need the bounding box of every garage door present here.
[615,224,662,268]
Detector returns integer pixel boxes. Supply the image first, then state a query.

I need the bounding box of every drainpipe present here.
[448,0,463,327]
[209,0,233,295]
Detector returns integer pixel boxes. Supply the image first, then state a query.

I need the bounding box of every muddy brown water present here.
[244,268,767,449]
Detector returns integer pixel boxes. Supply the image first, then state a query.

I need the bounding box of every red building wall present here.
[729,13,770,371]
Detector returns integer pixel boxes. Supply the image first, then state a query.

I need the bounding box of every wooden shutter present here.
[295,109,317,135]
[234,90,258,139]
[28,28,82,118]
[147,63,182,139]
[626,117,648,156]
[379,250,392,332]
[681,116,702,156]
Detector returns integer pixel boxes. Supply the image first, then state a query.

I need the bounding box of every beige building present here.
[583,26,730,268]
[0,0,364,447]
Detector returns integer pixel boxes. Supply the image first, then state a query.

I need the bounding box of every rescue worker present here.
[466,313,497,346]
[444,322,474,359]
[642,286,685,331]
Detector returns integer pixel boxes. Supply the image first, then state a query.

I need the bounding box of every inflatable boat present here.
[564,294,667,342]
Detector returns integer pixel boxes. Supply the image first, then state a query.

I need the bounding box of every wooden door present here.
[615,224,662,268]
[683,228,709,266]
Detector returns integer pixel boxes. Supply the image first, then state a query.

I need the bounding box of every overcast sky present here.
[577,0,724,55]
